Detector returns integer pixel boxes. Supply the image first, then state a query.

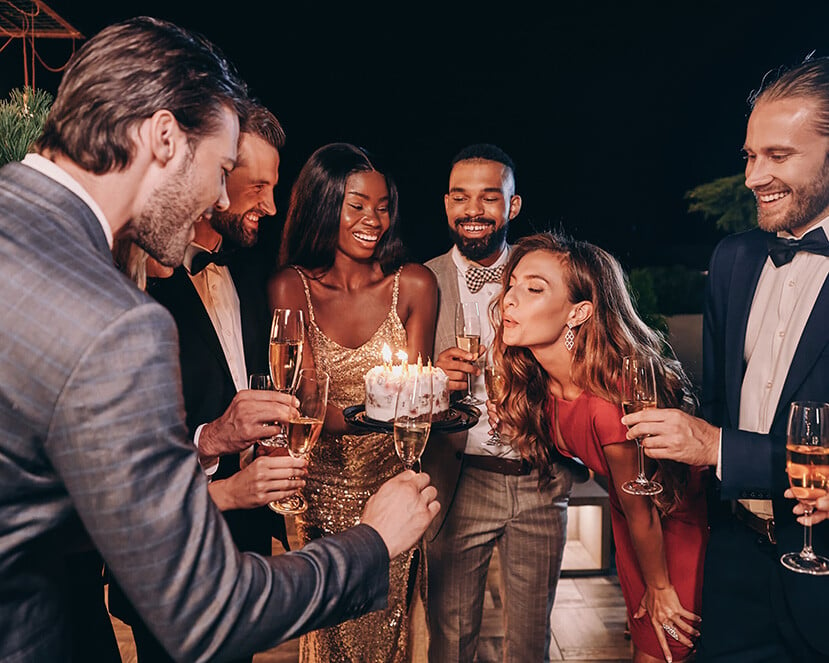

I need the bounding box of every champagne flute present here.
[269,308,305,445]
[455,302,483,405]
[483,345,506,446]
[620,354,662,496]
[781,401,829,575]
[269,368,329,516]
[393,370,432,472]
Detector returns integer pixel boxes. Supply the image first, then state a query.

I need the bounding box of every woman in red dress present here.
[488,232,708,663]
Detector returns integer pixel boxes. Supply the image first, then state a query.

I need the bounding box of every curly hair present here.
[492,232,696,513]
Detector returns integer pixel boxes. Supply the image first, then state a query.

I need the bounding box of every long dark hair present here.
[278,142,404,274]
[493,232,696,513]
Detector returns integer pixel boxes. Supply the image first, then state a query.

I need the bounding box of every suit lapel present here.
[724,232,769,427]
[154,268,234,384]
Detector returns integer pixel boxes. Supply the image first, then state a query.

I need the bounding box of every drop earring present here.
[564,322,575,352]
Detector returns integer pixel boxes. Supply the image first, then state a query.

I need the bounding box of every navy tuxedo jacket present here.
[0,162,388,662]
[703,227,829,652]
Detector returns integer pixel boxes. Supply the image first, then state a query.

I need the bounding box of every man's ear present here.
[146,109,182,164]
[508,194,522,220]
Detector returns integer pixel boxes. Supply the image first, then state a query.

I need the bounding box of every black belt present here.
[463,454,531,476]
[733,501,776,544]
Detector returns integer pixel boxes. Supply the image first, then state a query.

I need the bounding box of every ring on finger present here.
[661,622,680,641]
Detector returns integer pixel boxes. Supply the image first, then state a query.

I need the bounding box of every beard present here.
[756,155,829,234]
[210,208,257,248]
[448,217,508,262]
[132,158,200,267]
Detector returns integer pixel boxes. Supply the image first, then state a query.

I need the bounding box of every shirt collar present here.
[779,215,829,241]
[183,238,224,274]
[21,153,114,248]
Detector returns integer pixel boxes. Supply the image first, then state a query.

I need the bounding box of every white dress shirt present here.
[737,216,829,516]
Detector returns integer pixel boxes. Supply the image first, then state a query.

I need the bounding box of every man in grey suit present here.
[423,144,575,662]
[0,16,438,663]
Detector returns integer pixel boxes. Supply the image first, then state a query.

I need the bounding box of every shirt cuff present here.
[194,423,219,477]
[716,427,723,481]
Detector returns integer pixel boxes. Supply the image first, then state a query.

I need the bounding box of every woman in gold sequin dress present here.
[267,143,438,663]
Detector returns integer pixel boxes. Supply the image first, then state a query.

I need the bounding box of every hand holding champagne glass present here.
[781,401,829,575]
[621,354,662,496]
[455,302,483,405]
[269,308,305,445]
[269,368,329,516]
[393,370,432,472]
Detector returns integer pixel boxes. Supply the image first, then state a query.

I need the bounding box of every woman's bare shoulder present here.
[398,262,437,292]
[267,266,307,309]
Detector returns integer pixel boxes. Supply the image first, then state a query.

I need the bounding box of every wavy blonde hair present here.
[492,233,696,513]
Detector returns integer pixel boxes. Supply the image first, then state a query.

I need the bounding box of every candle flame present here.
[381,343,392,365]
[396,350,408,365]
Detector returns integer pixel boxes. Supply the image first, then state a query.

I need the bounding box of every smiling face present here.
[444,158,521,264]
[210,131,280,248]
[501,249,578,352]
[744,96,829,235]
[133,105,238,266]
[337,170,390,260]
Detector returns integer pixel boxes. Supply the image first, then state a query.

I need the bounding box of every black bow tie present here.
[767,228,829,267]
[189,249,235,275]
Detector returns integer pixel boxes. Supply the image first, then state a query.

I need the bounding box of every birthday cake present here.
[364,363,450,422]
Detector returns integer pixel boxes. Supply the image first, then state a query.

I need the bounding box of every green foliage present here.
[629,265,706,329]
[0,87,53,168]
[685,172,757,233]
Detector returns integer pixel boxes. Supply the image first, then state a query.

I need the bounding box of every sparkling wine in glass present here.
[483,345,506,446]
[455,302,483,405]
[621,354,662,496]
[393,370,432,472]
[269,308,305,444]
[781,401,829,575]
[269,368,329,516]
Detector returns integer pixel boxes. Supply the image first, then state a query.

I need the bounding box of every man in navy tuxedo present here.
[624,57,829,660]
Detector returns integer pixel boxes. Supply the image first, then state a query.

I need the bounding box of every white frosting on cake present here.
[364,365,450,422]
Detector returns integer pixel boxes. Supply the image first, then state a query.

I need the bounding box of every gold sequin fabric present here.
[294,267,422,663]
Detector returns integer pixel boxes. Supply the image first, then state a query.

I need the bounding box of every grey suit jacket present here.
[0,162,388,662]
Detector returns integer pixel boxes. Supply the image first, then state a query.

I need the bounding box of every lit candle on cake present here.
[364,346,451,422]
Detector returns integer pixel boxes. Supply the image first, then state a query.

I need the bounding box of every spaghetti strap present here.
[292,266,315,324]
[391,267,402,312]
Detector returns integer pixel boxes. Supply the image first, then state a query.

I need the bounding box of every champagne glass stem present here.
[636,438,647,482]
[802,506,816,559]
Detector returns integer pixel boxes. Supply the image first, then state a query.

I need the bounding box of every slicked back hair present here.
[750,55,829,137]
[35,16,248,174]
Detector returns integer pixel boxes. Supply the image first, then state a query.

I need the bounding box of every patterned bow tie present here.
[767,227,829,267]
[189,249,236,275]
[465,265,505,293]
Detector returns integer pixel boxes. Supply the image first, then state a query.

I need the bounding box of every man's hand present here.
[786,489,829,526]
[199,389,300,462]
[360,471,440,558]
[208,454,307,511]
[435,346,480,392]
[621,408,720,467]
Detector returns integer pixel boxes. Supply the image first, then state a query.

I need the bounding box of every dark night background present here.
[4,1,829,276]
